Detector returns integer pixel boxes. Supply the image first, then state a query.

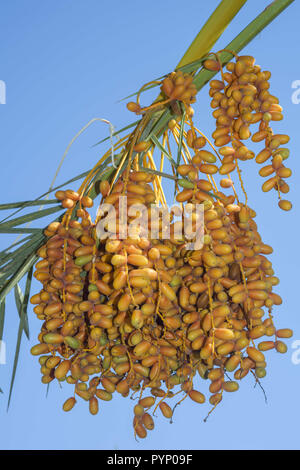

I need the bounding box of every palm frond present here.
[150,135,177,169]
[14,283,30,340]
[0,252,38,305]
[0,205,63,229]
[0,199,58,211]
[7,268,33,408]
[176,0,247,68]
[0,300,5,342]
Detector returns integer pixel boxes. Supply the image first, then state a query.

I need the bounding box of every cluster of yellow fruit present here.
[205,54,292,211]
[127,70,197,117]
[53,190,93,211]
[29,54,293,438]
[160,70,198,107]
[30,164,292,438]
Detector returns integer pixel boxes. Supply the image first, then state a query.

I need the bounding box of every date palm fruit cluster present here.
[206,55,292,211]
[29,54,293,438]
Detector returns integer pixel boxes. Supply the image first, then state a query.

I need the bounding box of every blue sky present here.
[0,0,299,450]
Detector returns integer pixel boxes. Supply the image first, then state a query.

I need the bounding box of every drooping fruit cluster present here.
[160,70,197,106]
[126,70,197,117]
[29,53,293,438]
[30,167,292,438]
[206,54,292,211]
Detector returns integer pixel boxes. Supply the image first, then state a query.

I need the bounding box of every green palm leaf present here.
[0,252,38,305]
[14,284,30,340]
[0,199,58,211]
[0,205,63,229]
[0,300,5,342]
[7,268,33,409]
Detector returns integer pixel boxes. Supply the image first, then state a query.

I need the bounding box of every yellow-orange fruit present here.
[278,200,292,211]
[165,317,181,330]
[276,328,293,338]
[30,293,42,305]
[99,180,110,197]
[131,309,144,329]
[188,390,205,404]
[89,397,99,415]
[217,342,235,356]
[275,340,288,353]
[172,84,185,99]
[148,247,160,261]
[96,389,113,401]
[45,318,64,331]
[30,343,49,356]
[43,302,62,316]
[235,336,250,350]
[43,333,64,344]
[234,368,249,380]
[209,393,223,406]
[134,340,151,357]
[61,198,75,209]
[223,381,239,392]
[277,167,292,178]
[207,368,223,381]
[204,59,220,71]
[199,164,218,174]
[213,304,230,317]
[247,346,265,363]
[135,422,147,439]
[134,141,150,153]
[117,293,131,312]
[46,356,61,369]
[161,282,177,301]
[139,397,155,408]
[134,404,145,417]
[81,196,93,208]
[114,362,130,375]
[249,325,266,339]
[232,291,248,304]
[225,354,241,372]
[41,375,54,384]
[160,346,177,357]
[176,189,193,202]
[209,378,223,393]
[63,397,76,412]
[142,413,154,430]
[252,130,268,142]
[168,119,177,130]
[247,280,267,290]
[65,189,80,201]
[101,377,115,393]
[258,341,275,351]
[248,290,268,301]
[55,190,65,200]
[269,293,282,305]
[255,367,267,378]
[259,165,274,177]
[54,360,71,380]
[214,328,235,341]
[116,379,129,396]
[239,125,251,140]
[127,101,141,113]
[127,254,148,266]
[159,402,173,419]
[256,149,272,164]
[220,178,232,188]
